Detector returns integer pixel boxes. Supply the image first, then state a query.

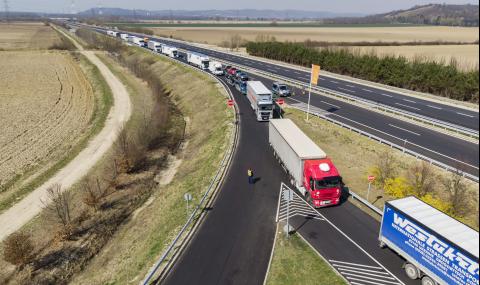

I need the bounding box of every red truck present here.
[269,119,342,207]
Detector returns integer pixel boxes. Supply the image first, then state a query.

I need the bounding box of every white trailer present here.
[120,33,129,41]
[187,52,210,70]
[269,119,326,189]
[161,45,178,58]
[129,36,145,47]
[147,41,162,52]
[106,30,118,37]
[246,81,274,121]
[209,61,224,76]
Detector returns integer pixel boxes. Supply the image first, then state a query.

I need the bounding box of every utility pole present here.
[3,0,9,23]
[70,0,76,15]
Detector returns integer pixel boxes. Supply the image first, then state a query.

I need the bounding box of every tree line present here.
[246,41,479,103]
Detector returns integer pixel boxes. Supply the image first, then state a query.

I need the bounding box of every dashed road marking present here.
[402,98,417,104]
[330,80,340,84]
[346,84,355,88]
[457,112,475,118]
[362,88,374,93]
[395,102,421,111]
[388,124,421,136]
[380,93,394,98]
[427,105,443,110]
[338,87,356,93]
[321,100,341,109]
[276,186,323,223]
[330,260,403,285]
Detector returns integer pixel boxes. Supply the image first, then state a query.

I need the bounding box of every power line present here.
[3,0,9,23]
[70,0,76,15]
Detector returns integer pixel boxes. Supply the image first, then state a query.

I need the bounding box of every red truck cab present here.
[303,159,342,208]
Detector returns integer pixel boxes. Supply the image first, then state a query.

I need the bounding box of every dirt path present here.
[0,29,132,241]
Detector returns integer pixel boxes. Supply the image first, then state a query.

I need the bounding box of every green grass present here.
[110,22,425,28]
[266,232,347,285]
[0,51,113,213]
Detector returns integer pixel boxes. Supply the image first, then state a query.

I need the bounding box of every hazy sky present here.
[8,0,480,14]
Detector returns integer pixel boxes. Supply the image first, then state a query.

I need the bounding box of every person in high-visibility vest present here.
[247,168,254,184]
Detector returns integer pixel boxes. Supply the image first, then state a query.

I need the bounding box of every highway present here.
[93,27,479,179]
[143,34,479,132]
[75,25,478,285]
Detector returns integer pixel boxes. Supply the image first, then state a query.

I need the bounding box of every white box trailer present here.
[246,81,274,121]
[209,61,224,76]
[269,119,326,189]
[106,30,118,37]
[147,41,162,52]
[187,52,210,70]
[380,197,479,285]
[162,45,178,58]
[120,33,129,41]
[129,36,145,47]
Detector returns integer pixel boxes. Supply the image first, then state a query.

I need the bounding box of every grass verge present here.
[266,229,347,285]
[0,51,113,213]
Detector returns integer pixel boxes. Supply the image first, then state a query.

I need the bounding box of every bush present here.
[246,41,479,102]
[3,232,34,266]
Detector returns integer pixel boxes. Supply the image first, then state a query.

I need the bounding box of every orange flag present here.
[311,64,320,85]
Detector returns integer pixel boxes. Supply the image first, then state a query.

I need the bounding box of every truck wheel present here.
[306,194,313,205]
[404,263,420,280]
[421,276,436,285]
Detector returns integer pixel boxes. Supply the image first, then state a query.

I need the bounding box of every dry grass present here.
[338,45,479,71]
[151,26,479,45]
[0,51,95,209]
[0,22,61,50]
[284,107,479,227]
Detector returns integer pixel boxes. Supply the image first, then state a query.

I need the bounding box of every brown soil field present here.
[0,22,61,50]
[334,45,479,71]
[151,26,479,45]
[0,51,95,200]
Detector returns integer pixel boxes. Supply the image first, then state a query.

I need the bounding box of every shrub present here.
[3,232,34,266]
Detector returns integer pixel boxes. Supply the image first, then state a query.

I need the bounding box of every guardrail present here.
[139,49,240,284]
[288,104,479,183]
[210,57,479,140]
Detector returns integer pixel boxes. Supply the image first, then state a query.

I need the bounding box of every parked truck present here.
[380,196,479,285]
[209,61,224,76]
[129,36,146,47]
[161,45,178,58]
[187,52,210,70]
[246,81,274,121]
[269,119,342,208]
[147,41,162,52]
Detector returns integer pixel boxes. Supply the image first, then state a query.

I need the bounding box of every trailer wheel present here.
[404,263,420,280]
[421,276,436,285]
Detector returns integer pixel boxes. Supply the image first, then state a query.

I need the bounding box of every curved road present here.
[0,30,132,241]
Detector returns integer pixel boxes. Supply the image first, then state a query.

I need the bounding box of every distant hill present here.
[77,8,364,20]
[327,4,479,26]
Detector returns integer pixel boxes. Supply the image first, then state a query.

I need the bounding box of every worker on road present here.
[247,168,254,184]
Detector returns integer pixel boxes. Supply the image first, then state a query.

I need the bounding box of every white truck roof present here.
[389,196,479,258]
[270,119,326,160]
[248,81,271,95]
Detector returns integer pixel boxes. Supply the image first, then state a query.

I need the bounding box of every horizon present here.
[4,0,479,15]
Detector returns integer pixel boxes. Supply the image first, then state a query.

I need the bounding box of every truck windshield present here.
[279,86,287,90]
[259,104,273,110]
[203,61,210,68]
[315,176,341,189]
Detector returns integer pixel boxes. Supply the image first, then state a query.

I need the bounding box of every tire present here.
[422,276,436,285]
[306,193,313,205]
[404,263,420,280]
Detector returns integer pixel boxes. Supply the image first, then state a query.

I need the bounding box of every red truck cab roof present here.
[305,159,339,180]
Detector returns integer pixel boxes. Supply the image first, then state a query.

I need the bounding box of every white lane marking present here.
[395,103,421,111]
[330,80,340,84]
[380,93,393,98]
[362,88,374,93]
[319,78,327,81]
[321,100,341,109]
[427,105,443,110]
[340,270,397,280]
[402,98,417,104]
[338,87,356,93]
[457,112,475,118]
[294,71,301,75]
[388,124,421,136]
[337,266,391,275]
[329,260,383,270]
[346,84,355,88]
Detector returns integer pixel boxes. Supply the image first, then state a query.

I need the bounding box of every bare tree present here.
[373,151,398,187]
[443,171,469,216]
[407,161,437,197]
[229,34,243,51]
[43,184,72,231]
[3,232,34,267]
[82,177,109,211]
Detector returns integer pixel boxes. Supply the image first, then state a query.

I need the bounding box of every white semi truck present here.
[162,45,178,58]
[187,52,210,70]
[380,197,479,285]
[106,30,118,37]
[147,41,162,52]
[246,81,274,121]
[120,33,129,41]
[129,36,146,47]
[208,61,224,76]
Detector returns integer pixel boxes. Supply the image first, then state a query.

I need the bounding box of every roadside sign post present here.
[184,193,193,221]
[283,189,294,238]
[367,175,376,201]
[307,64,320,121]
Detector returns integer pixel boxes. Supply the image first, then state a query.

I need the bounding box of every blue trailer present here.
[380,197,479,285]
